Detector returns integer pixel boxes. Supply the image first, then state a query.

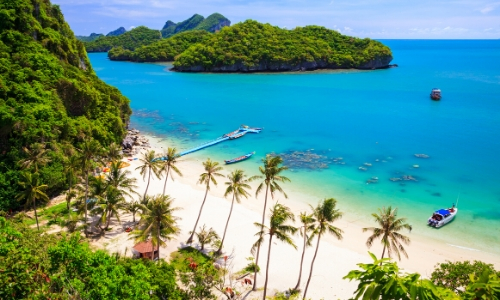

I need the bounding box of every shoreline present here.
[94,131,500,299]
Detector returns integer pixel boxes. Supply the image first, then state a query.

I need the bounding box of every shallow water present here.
[89,40,500,254]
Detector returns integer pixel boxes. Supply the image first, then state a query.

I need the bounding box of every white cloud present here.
[129,26,136,30]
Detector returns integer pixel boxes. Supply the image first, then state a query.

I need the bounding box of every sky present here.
[53,0,500,39]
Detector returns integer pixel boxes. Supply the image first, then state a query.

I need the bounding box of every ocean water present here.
[89,40,500,254]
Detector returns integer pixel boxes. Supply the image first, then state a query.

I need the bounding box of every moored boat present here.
[225,152,255,164]
[428,204,457,228]
[430,88,441,100]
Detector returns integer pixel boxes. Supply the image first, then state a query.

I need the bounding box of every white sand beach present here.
[92,135,500,300]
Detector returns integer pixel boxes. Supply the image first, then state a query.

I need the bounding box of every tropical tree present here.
[158,147,182,196]
[126,200,142,223]
[187,159,223,244]
[303,198,343,300]
[16,172,49,231]
[77,138,104,236]
[194,225,219,251]
[132,194,181,259]
[363,206,412,261]
[217,169,252,254]
[294,211,316,292]
[106,142,122,162]
[251,155,290,291]
[92,187,127,234]
[63,154,80,210]
[106,161,138,200]
[251,203,297,300]
[135,150,161,200]
[18,143,51,173]
[344,252,458,300]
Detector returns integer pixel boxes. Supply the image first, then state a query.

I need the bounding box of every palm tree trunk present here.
[217,193,235,254]
[144,167,151,200]
[156,220,160,261]
[253,184,269,291]
[84,171,89,237]
[33,198,40,231]
[162,166,170,196]
[262,234,273,300]
[187,182,210,244]
[294,228,307,291]
[105,210,112,229]
[303,233,322,300]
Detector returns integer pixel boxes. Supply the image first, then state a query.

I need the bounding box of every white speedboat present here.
[428,205,457,228]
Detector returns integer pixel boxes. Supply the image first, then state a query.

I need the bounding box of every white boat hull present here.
[428,208,457,228]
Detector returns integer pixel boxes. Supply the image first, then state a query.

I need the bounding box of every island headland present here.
[173,20,393,72]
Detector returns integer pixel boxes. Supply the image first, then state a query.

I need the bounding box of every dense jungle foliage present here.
[173,20,393,71]
[161,13,229,38]
[84,26,162,52]
[108,30,211,62]
[0,0,131,211]
[0,217,181,299]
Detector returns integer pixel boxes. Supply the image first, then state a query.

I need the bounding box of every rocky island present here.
[173,20,393,72]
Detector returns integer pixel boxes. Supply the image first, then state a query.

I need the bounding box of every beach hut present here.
[131,240,158,260]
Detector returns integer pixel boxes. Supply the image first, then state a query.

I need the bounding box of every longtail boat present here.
[225,152,255,164]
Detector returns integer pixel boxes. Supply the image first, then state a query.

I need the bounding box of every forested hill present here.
[83,13,230,53]
[84,26,162,52]
[108,30,211,62]
[173,20,393,72]
[0,0,131,210]
[161,13,230,38]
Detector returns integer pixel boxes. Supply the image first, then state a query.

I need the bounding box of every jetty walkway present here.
[159,125,262,159]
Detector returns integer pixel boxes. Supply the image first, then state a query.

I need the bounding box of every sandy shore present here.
[92,135,500,299]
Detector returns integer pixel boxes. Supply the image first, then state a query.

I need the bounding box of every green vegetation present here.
[174,20,393,71]
[108,30,210,62]
[0,217,181,299]
[431,260,500,296]
[84,26,162,52]
[0,0,131,211]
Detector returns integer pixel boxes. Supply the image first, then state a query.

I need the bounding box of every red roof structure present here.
[132,240,158,259]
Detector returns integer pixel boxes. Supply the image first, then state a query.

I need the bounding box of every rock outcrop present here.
[107,27,126,37]
[173,54,393,72]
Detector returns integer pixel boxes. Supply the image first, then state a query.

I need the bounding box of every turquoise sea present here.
[89,40,500,254]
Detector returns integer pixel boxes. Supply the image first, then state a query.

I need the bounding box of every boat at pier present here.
[225,152,256,164]
[430,88,441,100]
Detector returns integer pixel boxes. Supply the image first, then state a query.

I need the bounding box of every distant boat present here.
[414,154,430,158]
[430,88,441,100]
[225,152,255,164]
[428,204,457,228]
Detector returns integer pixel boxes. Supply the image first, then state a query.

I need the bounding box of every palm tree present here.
[135,150,161,200]
[252,203,297,300]
[194,225,219,251]
[217,169,252,254]
[293,212,316,292]
[106,142,122,162]
[77,138,104,236]
[93,187,127,234]
[16,172,49,231]
[18,143,51,173]
[126,200,142,223]
[363,206,412,261]
[303,198,343,300]
[106,161,138,200]
[251,155,290,291]
[64,154,80,210]
[158,147,182,196]
[132,194,181,260]
[187,159,223,244]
